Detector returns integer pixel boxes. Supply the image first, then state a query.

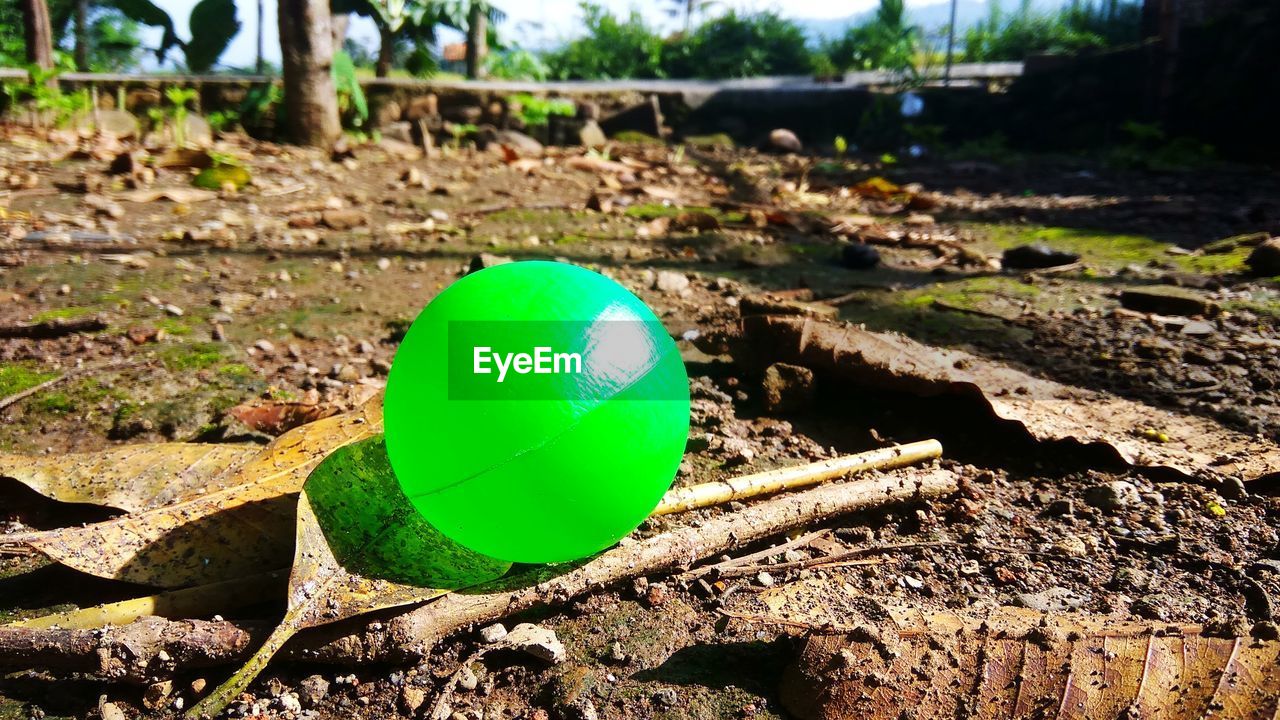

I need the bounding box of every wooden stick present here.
[653,440,942,515]
[0,467,958,680]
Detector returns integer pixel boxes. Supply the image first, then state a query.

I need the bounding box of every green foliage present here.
[2,66,91,127]
[509,93,575,126]
[404,46,438,77]
[546,3,667,80]
[206,109,239,133]
[238,82,282,126]
[486,49,551,81]
[103,0,238,70]
[824,0,918,73]
[1105,121,1217,170]
[331,50,368,128]
[665,10,813,78]
[163,86,197,145]
[963,0,1141,62]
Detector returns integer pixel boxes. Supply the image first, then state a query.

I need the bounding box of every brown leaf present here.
[736,316,1280,481]
[115,188,218,204]
[190,435,509,717]
[0,444,258,514]
[153,147,215,169]
[761,582,1280,720]
[4,397,383,588]
[228,402,340,436]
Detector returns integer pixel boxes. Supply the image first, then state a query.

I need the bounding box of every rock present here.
[579,120,607,149]
[380,137,423,161]
[721,437,756,466]
[599,96,664,138]
[585,192,613,213]
[654,270,690,294]
[455,663,479,691]
[181,114,213,146]
[494,129,544,156]
[95,109,140,138]
[253,339,276,354]
[399,685,427,714]
[504,623,565,663]
[380,121,414,144]
[1001,244,1080,269]
[276,693,302,714]
[1253,621,1280,641]
[298,675,329,708]
[404,94,439,121]
[100,702,127,720]
[84,193,124,218]
[607,641,627,663]
[1246,237,1280,276]
[1180,320,1217,336]
[841,242,881,270]
[478,622,508,643]
[320,209,369,230]
[1119,288,1219,317]
[762,362,815,414]
[143,680,174,710]
[1015,587,1087,612]
[374,99,403,127]
[768,128,802,152]
[652,688,679,708]
[1084,480,1140,512]
[756,571,775,587]
[468,253,513,274]
[214,291,255,314]
[332,364,361,383]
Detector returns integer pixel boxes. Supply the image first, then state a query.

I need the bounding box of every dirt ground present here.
[1,127,1278,719]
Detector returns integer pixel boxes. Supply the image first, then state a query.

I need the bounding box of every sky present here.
[140,0,970,70]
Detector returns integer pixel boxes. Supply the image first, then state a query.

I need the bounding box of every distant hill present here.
[798,0,1073,40]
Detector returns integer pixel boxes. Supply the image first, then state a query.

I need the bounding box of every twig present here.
[653,440,942,515]
[686,529,831,579]
[0,467,959,680]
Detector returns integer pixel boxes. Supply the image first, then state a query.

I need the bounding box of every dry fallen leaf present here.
[3,396,383,587]
[756,581,1280,720]
[115,188,218,204]
[191,434,510,717]
[737,316,1280,481]
[228,401,340,436]
[0,443,258,513]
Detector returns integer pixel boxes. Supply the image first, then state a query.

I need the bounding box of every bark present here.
[464,1,486,80]
[73,0,88,71]
[376,22,393,78]
[277,0,341,146]
[20,0,55,70]
[0,468,957,680]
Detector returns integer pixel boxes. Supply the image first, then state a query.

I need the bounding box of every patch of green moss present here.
[157,341,225,371]
[612,130,664,145]
[194,164,251,190]
[32,391,75,414]
[683,133,735,149]
[30,306,96,323]
[624,204,746,224]
[973,223,1251,275]
[157,317,192,336]
[0,363,58,397]
[218,363,255,379]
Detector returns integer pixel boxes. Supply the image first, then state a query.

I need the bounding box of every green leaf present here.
[103,0,181,62]
[184,0,240,72]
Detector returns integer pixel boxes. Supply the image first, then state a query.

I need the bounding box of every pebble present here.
[768,128,802,153]
[504,623,566,663]
[652,688,679,708]
[253,339,276,354]
[1002,244,1079,269]
[757,571,775,587]
[654,270,690,294]
[399,686,427,714]
[456,664,478,691]
[1084,480,1140,512]
[478,622,508,643]
[298,675,329,708]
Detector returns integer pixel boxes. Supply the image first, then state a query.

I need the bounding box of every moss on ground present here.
[974,224,1253,274]
[0,363,58,397]
[30,306,97,323]
[157,341,226,371]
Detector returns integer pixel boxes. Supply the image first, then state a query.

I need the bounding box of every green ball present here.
[385,261,690,564]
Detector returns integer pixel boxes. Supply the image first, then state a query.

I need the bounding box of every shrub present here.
[964,0,1141,62]
[546,3,667,80]
[665,10,813,78]
[825,0,918,73]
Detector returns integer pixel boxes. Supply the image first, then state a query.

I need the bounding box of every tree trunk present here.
[376,22,393,78]
[20,0,55,71]
[73,0,88,71]
[464,1,486,80]
[255,0,264,74]
[278,0,341,146]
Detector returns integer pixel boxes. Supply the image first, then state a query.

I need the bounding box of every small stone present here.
[400,167,424,186]
[377,257,392,271]
[253,339,276,354]
[100,702,126,720]
[211,323,226,341]
[143,680,174,710]
[298,675,329,708]
[768,128,802,153]
[652,688,679,708]
[579,120,607,149]
[756,571,775,587]
[190,678,207,694]
[456,664,478,691]
[320,209,369,230]
[400,685,427,714]
[479,623,508,643]
[276,693,302,714]
[1084,480,1141,512]
[1180,320,1216,336]
[1001,244,1080,269]
[607,641,627,663]
[654,270,690,294]
[503,623,566,664]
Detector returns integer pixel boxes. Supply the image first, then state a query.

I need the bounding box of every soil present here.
[1,126,1278,720]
